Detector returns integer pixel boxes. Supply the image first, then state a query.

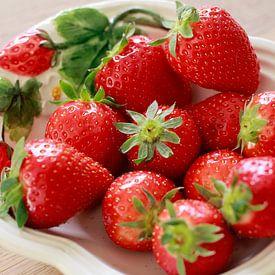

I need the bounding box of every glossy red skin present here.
[20,139,113,229]
[128,107,201,180]
[102,171,182,251]
[152,200,234,275]
[187,92,246,151]
[184,150,243,201]
[226,157,275,238]
[243,91,275,157]
[0,142,12,171]
[0,30,55,76]
[96,35,192,113]
[164,7,259,95]
[45,101,126,175]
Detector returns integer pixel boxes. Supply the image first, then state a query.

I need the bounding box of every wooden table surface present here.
[1,0,275,274]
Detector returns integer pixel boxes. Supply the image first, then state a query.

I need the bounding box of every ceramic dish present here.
[0,1,274,274]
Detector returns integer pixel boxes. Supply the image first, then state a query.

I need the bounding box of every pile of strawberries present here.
[0,2,274,275]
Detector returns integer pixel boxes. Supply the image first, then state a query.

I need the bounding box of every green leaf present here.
[10,137,27,178]
[146,101,158,119]
[134,142,149,164]
[16,199,28,228]
[160,130,181,144]
[93,87,105,102]
[119,220,145,229]
[59,80,78,99]
[116,122,140,135]
[161,188,182,205]
[21,78,42,96]
[180,22,193,38]
[79,89,90,102]
[162,118,183,129]
[142,188,156,207]
[176,256,186,275]
[120,135,140,153]
[127,110,146,125]
[133,197,147,214]
[161,232,173,244]
[54,8,109,41]
[165,200,176,218]
[156,142,173,158]
[149,36,169,47]
[0,78,16,112]
[212,178,227,195]
[169,34,177,57]
[1,178,18,193]
[59,37,108,88]
[158,103,176,119]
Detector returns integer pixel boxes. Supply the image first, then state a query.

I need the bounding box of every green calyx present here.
[0,137,28,228]
[236,100,267,153]
[116,101,183,164]
[0,77,42,141]
[162,201,224,275]
[120,188,181,241]
[195,176,266,225]
[150,0,200,56]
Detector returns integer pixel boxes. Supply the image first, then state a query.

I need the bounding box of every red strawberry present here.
[0,30,55,77]
[184,150,243,201]
[116,101,201,179]
[152,200,234,275]
[0,142,12,171]
[95,35,192,113]
[45,84,126,175]
[196,157,275,238]
[186,92,246,151]
[237,91,275,157]
[102,171,182,251]
[0,138,113,229]
[152,3,259,95]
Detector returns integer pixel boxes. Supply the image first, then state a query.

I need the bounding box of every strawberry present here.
[94,35,192,113]
[237,91,275,157]
[0,138,113,229]
[45,83,126,175]
[184,150,243,201]
[116,101,201,179]
[186,92,246,151]
[0,30,55,77]
[152,200,234,275]
[102,171,182,251]
[152,2,259,95]
[0,142,12,171]
[195,157,275,238]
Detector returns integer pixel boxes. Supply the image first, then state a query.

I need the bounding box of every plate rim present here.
[0,1,274,275]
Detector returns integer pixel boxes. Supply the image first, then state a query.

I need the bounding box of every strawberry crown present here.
[236,98,267,153]
[120,187,181,241]
[0,77,42,142]
[0,137,28,228]
[161,200,224,275]
[195,175,266,225]
[116,101,183,164]
[149,0,200,56]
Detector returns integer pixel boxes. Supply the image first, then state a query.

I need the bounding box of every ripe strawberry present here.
[196,157,275,238]
[152,200,234,275]
[102,171,182,251]
[0,138,113,229]
[0,142,12,171]
[186,92,246,151]
[152,2,259,95]
[237,91,275,157]
[184,150,243,201]
[45,83,126,175]
[0,30,55,77]
[95,35,192,113]
[116,101,201,179]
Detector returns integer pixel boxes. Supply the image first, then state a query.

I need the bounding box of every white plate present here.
[0,1,275,274]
